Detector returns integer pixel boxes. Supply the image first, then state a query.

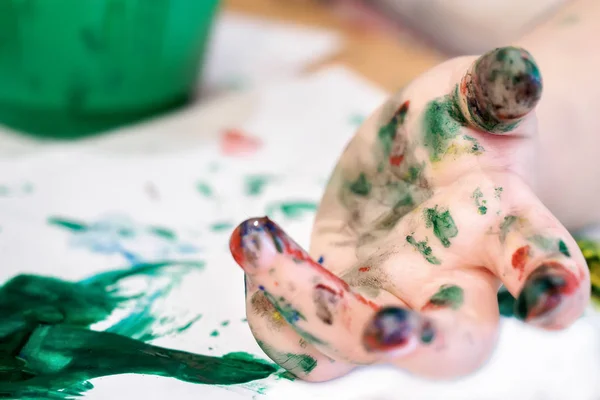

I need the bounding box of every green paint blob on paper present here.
[47,217,88,232]
[266,201,318,219]
[0,263,280,399]
[245,175,275,196]
[210,330,220,337]
[210,221,234,232]
[197,182,213,197]
[148,226,177,241]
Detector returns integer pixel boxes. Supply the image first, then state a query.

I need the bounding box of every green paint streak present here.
[422,91,467,162]
[406,235,441,265]
[424,207,458,248]
[210,221,234,232]
[429,285,464,310]
[148,226,176,240]
[210,330,220,337]
[558,239,571,257]
[221,320,230,327]
[196,182,213,197]
[263,291,305,324]
[472,188,487,215]
[406,164,424,184]
[245,175,275,196]
[497,287,516,317]
[348,173,371,196]
[47,217,88,232]
[463,135,485,153]
[0,265,279,399]
[269,353,317,375]
[500,215,518,242]
[266,201,318,219]
[377,101,409,157]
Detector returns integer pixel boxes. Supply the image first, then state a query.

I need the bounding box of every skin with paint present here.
[229,0,598,381]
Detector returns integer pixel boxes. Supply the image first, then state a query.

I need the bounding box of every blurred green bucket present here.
[0,0,220,138]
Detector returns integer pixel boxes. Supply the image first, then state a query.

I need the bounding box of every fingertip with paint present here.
[514,262,581,328]
[456,46,542,134]
[229,216,280,272]
[363,307,435,356]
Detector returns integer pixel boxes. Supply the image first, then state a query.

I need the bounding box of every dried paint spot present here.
[348,173,371,196]
[245,175,275,196]
[558,240,571,257]
[494,187,503,199]
[512,245,531,280]
[250,291,285,329]
[406,235,441,265]
[196,182,213,197]
[423,285,464,311]
[378,100,410,157]
[266,201,318,220]
[358,266,371,272]
[422,92,467,162]
[221,128,262,156]
[424,207,458,248]
[210,330,219,337]
[472,187,487,215]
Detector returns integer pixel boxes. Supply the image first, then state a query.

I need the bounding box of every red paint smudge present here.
[221,129,262,156]
[358,266,371,272]
[460,76,468,95]
[421,302,442,312]
[389,154,404,166]
[512,245,531,280]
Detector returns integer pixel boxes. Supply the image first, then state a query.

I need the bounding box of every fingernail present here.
[458,46,542,133]
[363,307,435,353]
[514,262,580,322]
[229,217,282,270]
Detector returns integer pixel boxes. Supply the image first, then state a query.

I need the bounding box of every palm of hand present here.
[230,47,590,381]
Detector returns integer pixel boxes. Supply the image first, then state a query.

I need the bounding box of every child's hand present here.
[229,47,591,381]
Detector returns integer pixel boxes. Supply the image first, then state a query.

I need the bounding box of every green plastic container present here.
[0,0,219,138]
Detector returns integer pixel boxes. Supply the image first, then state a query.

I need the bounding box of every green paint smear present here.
[377,101,409,157]
[0,263,281,398]
[500,215,518,242]
[148,226,177,241]
[210,221,234,232]
[429,285,464,310]
[196,182,213,197]
[47,217,88,232]
[463,135,485,153]
[245,175,275,196]
[406,235,441,265]
[558,239,571,257]
[348,173,371,196]
[472,188,487,215]
[494,187,503,199]
[422,91,467,162]
[257,341,318,378]
[210,330,220,337]
[266,201,318,220]
[424,207,458,248]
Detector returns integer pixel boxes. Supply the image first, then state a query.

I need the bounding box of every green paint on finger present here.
[378,100,410,157]
[348,173,371,196]
[558,240,571,257]
[500,215,518,242]
[426,285,464,310]
[424,207,458,248]
[472,188,488,215]
[422,92,467,162]
[494,187,503,199]
[406,235,441,265]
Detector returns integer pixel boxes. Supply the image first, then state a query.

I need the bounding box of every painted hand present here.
[229,47,591,381]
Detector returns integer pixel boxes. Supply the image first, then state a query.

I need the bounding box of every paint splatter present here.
[210,221,234,232]
[406,235,441,265]
[348,114,366,126]
[472,187,487,215]
[358,266,371,272]
[348,173,371,196]
[558,240,571,257]
[197,182,213,197]
[422,93,467,162]
[210,330,220,337]
[423,285,464,311]
[512,245,531,280]
[266,201,318,220]
[220,129,262,156]
[424,207,458,248]
[257,341,318,377]
[245,175,276,196]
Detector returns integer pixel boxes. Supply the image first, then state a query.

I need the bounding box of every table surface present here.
[224,0,444,92]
